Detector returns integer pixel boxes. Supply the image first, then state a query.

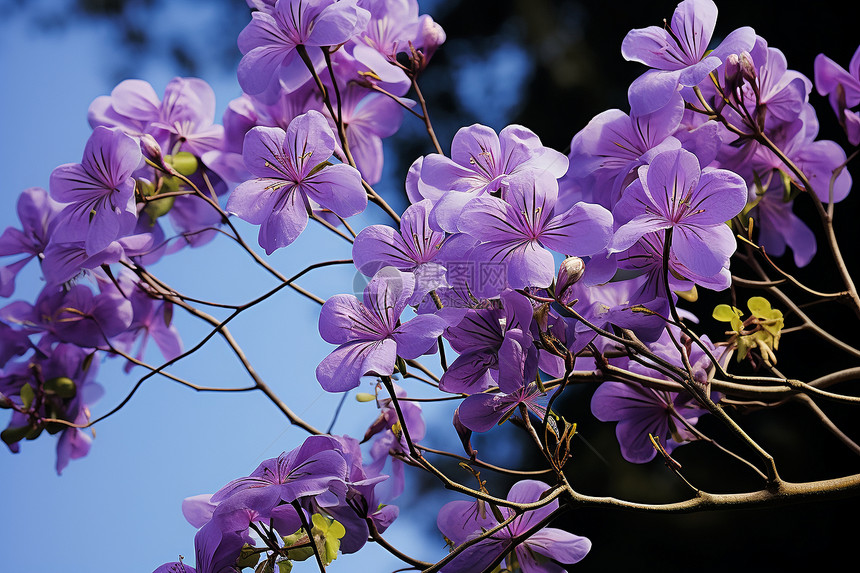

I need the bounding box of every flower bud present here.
[554,256,585,305]
[413,15,446,68]
[452,407,476,459]
[724,53,742,94]
[739,51,757,85]
[140,134,164,163]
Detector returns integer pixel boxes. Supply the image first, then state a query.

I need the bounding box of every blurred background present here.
[1,0,859,571]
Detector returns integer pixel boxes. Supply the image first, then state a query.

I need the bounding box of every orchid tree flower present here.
[815,43,860,144]
[457,329,548,433]
[237,0,371,96]
[225,110,367,254]
[609,148,747,279]
[416,123,569,232]
[352,199,447,305]
[316,267,445,392]
[437,480,591,573]
[49,126,142,256]
[622,0,755,115]
[458,172,613,292]
[0,187,63,297]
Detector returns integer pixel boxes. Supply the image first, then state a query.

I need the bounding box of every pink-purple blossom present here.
[316,267,445,392]
[622,0,755,115]
[225,110,367,254]
[437,480,591,573]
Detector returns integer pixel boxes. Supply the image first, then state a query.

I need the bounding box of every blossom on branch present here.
[225,110,367,254]
[437,480,591,573]
[316,267,445,392]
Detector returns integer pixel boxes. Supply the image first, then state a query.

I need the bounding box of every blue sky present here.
[0,4,469,572]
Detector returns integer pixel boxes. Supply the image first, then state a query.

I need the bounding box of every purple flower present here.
[363,382,424,501]
[210,435,350,514]
[153,78,225,157]
[89,77,229,183]
[417,123,569,232]
[0,321,30,368]
[225,110,367,254]
[316,267,445,392]
[591,326,723,463]
[1,282,132,349]
[0,188,63,297]
[750,185,816,267]
[323,83,405,185]
[740,37,812,129]
[0,343,104,474]
[439,289,534,394]
[352,199,446,304]
[747,105,852,204]
[152,563,197,573]
[182,494,218,529]
[457,329,548,433]
[40,232,153,287]
[566,93,685,210]
[616,230,731,296]
[357,0,426,61]
[815,44,860,144]
[458,173,613,291]
[193,501,258,573]
[302,434,397,553]
[88,79,161,139]
[609,148,747,278]
[237,0,371,96]
[111,271,183,373]
[437,480,591,573]
[191,434,389,570]
[49,126,142,256]
[622,0,755,115]
[590,380,706,463]
[564,275,669,354]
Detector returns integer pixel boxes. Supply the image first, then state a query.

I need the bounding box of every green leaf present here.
[136,179,157,198]
[44,377,77,399]
[779,169,799,202]
[282,527,315,563]
[169,152,199,176]
[236,544,261,569]
[25,424,44,441]
[1,425,32,446]
[309,513,345,565]
[20,383,35,410]
[395,356,408,376]
[143,195,176,223]
[284,545,313,563]
[713,304,742,323]
[747,296,772,317]
[355,392,376,402]
[323,516,346,540]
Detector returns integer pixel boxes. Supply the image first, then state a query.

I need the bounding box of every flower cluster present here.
[4,0,859,571]
[175,434,398,573]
